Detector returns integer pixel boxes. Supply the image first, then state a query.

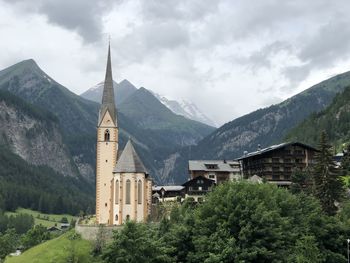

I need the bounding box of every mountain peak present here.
[0,59,54,89]
[119,79,134,86]
[149,89,217,127]
[13,59,41,72]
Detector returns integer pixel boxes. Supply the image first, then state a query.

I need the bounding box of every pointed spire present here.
[99,43,117,125]
[113,139,148,174]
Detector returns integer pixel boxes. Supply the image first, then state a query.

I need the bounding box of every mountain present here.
[82,79,216,127]
[0,59,215,184]
[163,71,350,184]
[80,79,137,105]
[150,91,217,127]
[286,85,350,148]
[0,59,99,181]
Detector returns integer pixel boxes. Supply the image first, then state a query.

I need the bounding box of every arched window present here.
[115,214,118,221]
[104,129,110,141]
[125,179,131,204]
[115,180,119,204]
[126,215,130,221]
[138,180,142,205]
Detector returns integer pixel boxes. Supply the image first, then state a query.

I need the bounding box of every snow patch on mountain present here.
[151,91,217,127]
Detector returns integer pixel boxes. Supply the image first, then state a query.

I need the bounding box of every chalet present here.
[237,142,317,186]
[188,160,242,184]
[152,185,185,202]
[182,175,215,202]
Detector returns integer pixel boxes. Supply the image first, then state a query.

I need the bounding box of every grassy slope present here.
[5,231,100,263]
[5,208,76,228]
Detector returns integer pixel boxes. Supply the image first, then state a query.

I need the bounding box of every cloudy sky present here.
[1,0,350,125]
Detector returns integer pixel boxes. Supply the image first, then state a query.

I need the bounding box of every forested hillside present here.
[0,145,94,215]
[286,85,350,148]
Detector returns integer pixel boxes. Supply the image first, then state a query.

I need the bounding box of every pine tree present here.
[290,168,312,194]
[312,131,344,215]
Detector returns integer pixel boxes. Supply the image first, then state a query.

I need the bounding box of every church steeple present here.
[99,43,117,126]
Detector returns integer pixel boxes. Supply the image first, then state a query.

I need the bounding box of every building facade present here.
[237,142,317,186]
[95,45,151,225]
[111,140,152,225]
[188,160,242,184]
[182,175,215,203]
[152,186,185,202]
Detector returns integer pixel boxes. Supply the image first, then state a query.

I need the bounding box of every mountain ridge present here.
[82,78,216,127]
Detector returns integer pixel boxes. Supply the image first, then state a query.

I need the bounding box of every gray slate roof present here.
[188,160,240,172]
[114,139,148,174]
[98,44,117,126]
[236,142,318,160]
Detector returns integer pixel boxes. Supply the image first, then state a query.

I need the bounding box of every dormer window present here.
[205,164,218,169]
[104,130,110,141]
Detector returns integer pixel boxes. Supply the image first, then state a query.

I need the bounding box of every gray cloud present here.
[283,16,350,86]
[2,0,350,124]
[3,0,116,43]
[140,0,219,22]
[246,41,293,71]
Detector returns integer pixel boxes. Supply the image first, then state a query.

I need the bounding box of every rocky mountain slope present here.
[0,90,77,177]
[286,85,350,147]
[0,91,94,214]
[164,71,350,184]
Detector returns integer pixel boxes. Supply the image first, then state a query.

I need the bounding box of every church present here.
[95,44,152,225]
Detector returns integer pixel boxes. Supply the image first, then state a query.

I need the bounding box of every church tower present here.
[96,44,118,225]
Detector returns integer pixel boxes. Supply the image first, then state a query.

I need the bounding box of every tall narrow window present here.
[104,129,110,141]
[115,180,119,204]
[126,179,131,204]
[138,180,142,204]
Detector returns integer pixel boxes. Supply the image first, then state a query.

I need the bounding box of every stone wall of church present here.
[75,222,122,241]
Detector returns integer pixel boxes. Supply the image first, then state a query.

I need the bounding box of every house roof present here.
[152,185,184,192]
[182,175,215,187]
[114,139,148,174]
[188,160,240,172]
[237,142,318,160]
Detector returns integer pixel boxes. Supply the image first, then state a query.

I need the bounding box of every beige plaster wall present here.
[96,111,118,224]
[112,173,151,225]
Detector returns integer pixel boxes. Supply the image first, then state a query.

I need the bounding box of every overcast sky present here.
[1,0,350,125]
